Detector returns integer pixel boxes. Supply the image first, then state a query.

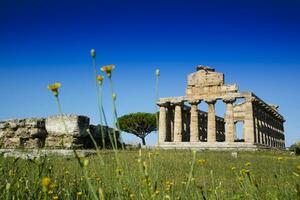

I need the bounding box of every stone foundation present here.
[158,142,272,151]
[0,115,119,149]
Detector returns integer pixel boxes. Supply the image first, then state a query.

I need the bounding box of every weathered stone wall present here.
[0,115,119,149]
[0,118,47,148]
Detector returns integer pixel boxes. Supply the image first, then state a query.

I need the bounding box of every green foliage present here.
[118,112,157,145]
[290,141,300,155]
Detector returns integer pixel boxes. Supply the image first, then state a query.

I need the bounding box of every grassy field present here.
[0,149,299,200]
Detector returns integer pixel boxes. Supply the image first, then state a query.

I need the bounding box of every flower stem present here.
[108,77,121,150]
[186,150,196,192]
[54,96,99,200]
[92,57,106,149]
[98,83,106,149]
[155,72,160,145]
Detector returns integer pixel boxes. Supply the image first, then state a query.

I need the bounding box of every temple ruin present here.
[157,66,285,150]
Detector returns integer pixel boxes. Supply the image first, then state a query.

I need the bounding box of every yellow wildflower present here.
[164,195,171,200]
[241,169,251,175]
[83,159,89,167]
[48,190,53,195]
[165,181,173,185]
[245,162,251,167]
[96,75,104,84]
[101,64,115,77]
[47,83,61,97]
[152,190,160,197]
[50,183,57,189]
[231,167,236,171]
[52,196,59,200]
[77,191,83,196]
[277,157,283,161]
[197,159,206,166]
[96,177,101,181]
[165,181,173,191]
[41,177,51,187]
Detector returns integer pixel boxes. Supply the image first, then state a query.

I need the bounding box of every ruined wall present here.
[0,115,119,149]
[0,118,47,148]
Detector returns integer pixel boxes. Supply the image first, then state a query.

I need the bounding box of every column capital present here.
[171,101,184,106]
[205,99,216,105]
[157,102,170,107]
[188,99,201,105]
[223,97,236,104]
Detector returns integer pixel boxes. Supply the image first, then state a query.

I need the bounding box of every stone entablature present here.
[157,66,285,149]
[0,115,118,149]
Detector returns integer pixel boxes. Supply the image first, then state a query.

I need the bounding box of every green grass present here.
[0,150,299,200]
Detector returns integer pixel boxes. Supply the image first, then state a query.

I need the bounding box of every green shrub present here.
[289,141,300,155]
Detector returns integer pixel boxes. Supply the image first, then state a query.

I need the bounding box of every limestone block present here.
[187,70,224,87]
[1,129,15,138]
[187,84,238,98]
[46,115,89,137]
[4,138,20,148]
[29,128,48,138]
[220,84,238,93]
[15,128,30,138]
[7,120,20,130]
[0,121,8,129]
[21,138,43,148]
[0,129,6,138]
[25,118,45,128]
[45,136,85,149]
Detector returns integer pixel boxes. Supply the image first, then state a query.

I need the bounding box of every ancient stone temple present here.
[157,66,285,150]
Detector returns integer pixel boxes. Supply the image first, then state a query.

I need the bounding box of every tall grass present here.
[0,151,299,199]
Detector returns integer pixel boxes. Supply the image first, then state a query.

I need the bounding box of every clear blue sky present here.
[0,0,299,146]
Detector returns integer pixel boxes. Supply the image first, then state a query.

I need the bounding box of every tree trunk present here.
[141,137,146,146]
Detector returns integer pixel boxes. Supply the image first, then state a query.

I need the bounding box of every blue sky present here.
[0,0,299,146]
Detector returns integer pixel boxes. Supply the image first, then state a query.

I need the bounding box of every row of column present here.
[158,98,236,143]
[253,105,285,148]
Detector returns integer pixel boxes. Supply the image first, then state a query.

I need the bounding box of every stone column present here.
[168,106,175,142]
[206,99,217,143]
[223,98,236,143]
[166,106,173,141]
[173,102,183,143]
[189,100,200,142]
[244,97,255,143]
[255,118,260,144]
[158,102,169,144]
